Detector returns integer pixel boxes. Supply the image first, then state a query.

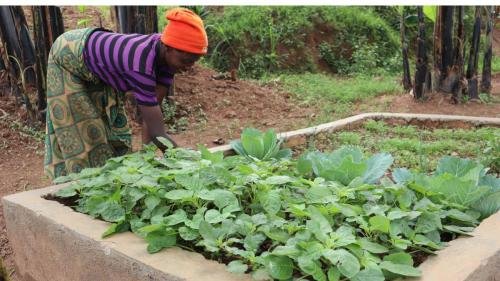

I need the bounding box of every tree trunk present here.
[47,6,65,43]
[450,6,465,104]
[480,6,493,93]
[114,6,158,34]
[32,6,47,115]
[439,6,454,92]
[0,6,34,112]
[11,6,36,86]
[466,6,481,100]
[32,6,64,120]
[0,7,23,80]
[400,6,412,91]
[432,7,442,92]
[414,7,428,100]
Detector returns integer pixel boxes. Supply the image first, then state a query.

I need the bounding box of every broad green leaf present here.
[383,252,413,265]
[252,213,268,225]
[85,196,107,216]
[379,261,421,277]
[329,156,367,185]
[415,212,442,233]
[387,210,408,220]
[156,136,174,150]
[330,146,364,164]
[297,255,327,281]
[241,128,265,159]
[262,129,278,157]
[327,267,340,281]
[55,185,78,197]
[230,140,247,158]
[306,185,335,203]
[446,209,476,223]
[205,209,225,224]
[322,249,360,278]
[427,174,490,207]
[100,201,126,222]
[263,227,290,243]
[198,144,224,163]
[362,153,393,184]
[479,175,500,191]
[178,226,199,241]
[358,238,388,253]
[390,237,412,250]
[308,206,333,235]
[297,154,313,175]
[369,215,390,233]
[436,156,478,177]
[272,245,300,257]
[338,203,361,217]
[274,148,292,159]
[165,209,187,226]
[234,214,254,235]
[202,189,239,209]
[289,204,309,218]
[137,223,165,235]
[351,267,384,281]
[244,233,266,251]
[392,168,413,184]
[397,189,416,210]
[363,203,389,216]
[101,220,129,238]
[259,189,282,215]
[261,175,293,185]
[164,189,194,200]
[227,260,248,274]
[472,191,500,219]
[265,255,294,280]
[252,268,271,281]
[144,195,161,210]
[443,225,475,236]
[175,174,205,191]
[413,234,442,250]
[198,220,217,242]
[333,226,357,247]
[423,6,437,22]
[145,228,177,253]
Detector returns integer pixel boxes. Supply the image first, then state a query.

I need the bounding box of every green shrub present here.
[204,6,400,78]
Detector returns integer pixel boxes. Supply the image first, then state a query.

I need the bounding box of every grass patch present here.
[304,120,500,173]
[264,72,402,123]
[276,73,402,104]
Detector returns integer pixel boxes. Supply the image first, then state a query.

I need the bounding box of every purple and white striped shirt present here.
[83,30,174,106]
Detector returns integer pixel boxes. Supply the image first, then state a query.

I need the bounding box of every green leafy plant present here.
[54,127,499,281]
[230,128,291,161]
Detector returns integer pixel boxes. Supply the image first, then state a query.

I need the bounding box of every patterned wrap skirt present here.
[44,28,132,180]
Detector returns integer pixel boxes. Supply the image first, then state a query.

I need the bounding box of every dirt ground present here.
[0,6,499,281]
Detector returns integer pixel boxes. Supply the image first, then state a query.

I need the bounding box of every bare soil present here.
[0,6,500,281]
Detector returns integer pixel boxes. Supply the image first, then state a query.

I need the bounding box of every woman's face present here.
[164,46,201,73]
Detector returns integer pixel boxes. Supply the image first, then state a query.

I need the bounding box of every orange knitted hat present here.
[161,8,208,55]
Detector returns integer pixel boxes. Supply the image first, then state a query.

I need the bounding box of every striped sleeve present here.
[124,71,158,106]
[157,65,174,87]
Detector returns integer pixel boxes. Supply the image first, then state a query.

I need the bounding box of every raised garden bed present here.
[3,113,500,281]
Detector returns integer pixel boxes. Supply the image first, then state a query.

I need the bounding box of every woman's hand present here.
[138,104,177,151]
